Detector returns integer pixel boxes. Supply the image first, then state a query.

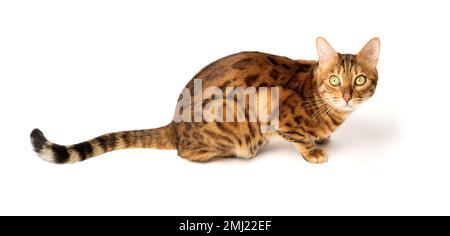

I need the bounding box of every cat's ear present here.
[357,38,380,68]
[316,37,338,67]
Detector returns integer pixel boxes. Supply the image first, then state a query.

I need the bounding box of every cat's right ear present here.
[316,37,338,67]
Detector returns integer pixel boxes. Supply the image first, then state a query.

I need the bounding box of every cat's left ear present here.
[357,38,381,68]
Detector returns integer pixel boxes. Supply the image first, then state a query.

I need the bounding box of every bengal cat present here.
[30,37,380,164]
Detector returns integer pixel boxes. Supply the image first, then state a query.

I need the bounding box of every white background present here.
[1,0,449,216]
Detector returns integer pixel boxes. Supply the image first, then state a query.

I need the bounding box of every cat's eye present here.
[329,76,341,86]
[355,75,367,86]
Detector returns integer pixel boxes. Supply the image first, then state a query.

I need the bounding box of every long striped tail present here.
[30,123,176,164]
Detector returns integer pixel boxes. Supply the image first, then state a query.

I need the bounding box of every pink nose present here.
[343,94,351,103]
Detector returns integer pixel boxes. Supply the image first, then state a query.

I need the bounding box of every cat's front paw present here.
[303,148,328,164]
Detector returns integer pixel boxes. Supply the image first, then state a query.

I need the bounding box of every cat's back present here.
[187,51,314,90]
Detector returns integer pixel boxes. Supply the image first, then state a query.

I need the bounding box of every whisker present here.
[311,104,331,122]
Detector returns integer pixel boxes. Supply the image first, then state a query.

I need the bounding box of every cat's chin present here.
[335,104,356,112]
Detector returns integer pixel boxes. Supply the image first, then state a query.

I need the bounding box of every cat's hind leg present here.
[178,148,224,162]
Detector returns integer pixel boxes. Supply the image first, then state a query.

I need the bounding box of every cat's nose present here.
[343,93,352,103]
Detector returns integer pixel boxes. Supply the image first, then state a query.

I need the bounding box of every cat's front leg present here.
[278,131,328,164]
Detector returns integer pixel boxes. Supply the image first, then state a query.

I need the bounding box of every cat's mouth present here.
[339,104,355,112]
[327,100,357,112]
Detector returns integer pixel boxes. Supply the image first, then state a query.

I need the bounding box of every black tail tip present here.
[30,128,47,153]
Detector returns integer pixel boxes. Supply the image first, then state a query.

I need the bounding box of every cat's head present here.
[315,37,380,112]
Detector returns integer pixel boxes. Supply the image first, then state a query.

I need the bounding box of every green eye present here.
[329,76,341,86]
[355,75,367,86]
